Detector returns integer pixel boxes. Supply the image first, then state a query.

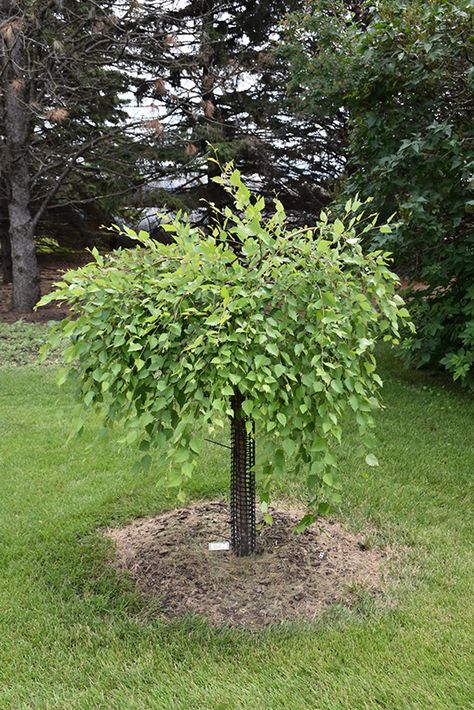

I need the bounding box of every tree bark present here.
[9,215,39,311]
[1,5,41,311]
[230,391,256,556]
[1,228,12,283]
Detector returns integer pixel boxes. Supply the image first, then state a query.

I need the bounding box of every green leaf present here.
[323,291,338,307]
[242,400,254,416]
[282,438,296,457]
[276,412,287,426]
[265,343,279,357]
[365,454,379,467]
[168,469,182,487]
[322,472,334,487]
[141,454,152,473]
[134,358,145,371]
[274,363,286,378]
[189,436,202,455]
[125,429,139,445]
[181,462,194,477]
[206,313,223,326]
[318,502,331,516]
[349,394,359,411]
[274,448,285,470]
[174,448,189,464]
[301,373,314,387]
[294,514,316,533]
[56,368,68,386]
[311,436,326,452]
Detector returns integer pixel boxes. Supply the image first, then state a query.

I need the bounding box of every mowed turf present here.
[0,350,473,709]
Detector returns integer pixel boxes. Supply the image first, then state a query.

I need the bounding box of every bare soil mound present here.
[106,501,393,628]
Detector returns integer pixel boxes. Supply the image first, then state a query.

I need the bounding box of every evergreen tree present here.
[0,0,165,309]
[135,0,345,214]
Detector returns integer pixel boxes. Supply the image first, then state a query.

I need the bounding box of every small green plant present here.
[40,163,413,555]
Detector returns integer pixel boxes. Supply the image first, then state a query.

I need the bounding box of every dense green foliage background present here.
[283,0,474,388]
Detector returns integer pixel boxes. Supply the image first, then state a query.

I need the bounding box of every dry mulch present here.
[106,501,394,628]
[0,252,90,323]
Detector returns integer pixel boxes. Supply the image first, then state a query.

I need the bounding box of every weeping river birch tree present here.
[41,165,413,556]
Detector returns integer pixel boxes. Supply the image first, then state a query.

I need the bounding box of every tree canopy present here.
[41,165,412,529]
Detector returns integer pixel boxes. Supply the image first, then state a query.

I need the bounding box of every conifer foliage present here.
[0,0,166,308]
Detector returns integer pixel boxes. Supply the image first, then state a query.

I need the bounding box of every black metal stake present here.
[230,391,256,556]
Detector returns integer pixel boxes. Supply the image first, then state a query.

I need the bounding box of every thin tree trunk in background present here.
[199,2,229,209]
[230,391,256,557]
[1,5,40,311]
[1,228,13,283]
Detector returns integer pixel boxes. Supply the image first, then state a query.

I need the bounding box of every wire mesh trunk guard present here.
[230,391,256,556]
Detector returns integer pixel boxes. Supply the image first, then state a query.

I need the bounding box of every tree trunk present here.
[199,3,229,210]
[230,391,256,556]
[9,216,39,311]
[1,228,13,283]
[1,4,40,311]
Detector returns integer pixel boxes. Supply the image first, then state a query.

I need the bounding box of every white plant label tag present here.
[208,541,230,551]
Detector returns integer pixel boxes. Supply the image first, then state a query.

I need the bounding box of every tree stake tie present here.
[203,438,232,450]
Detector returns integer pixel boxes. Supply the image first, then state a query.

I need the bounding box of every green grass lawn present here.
[0,336,473,709]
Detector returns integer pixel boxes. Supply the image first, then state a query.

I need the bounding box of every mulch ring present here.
[0,252,91,323]
[106,500,396,629]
